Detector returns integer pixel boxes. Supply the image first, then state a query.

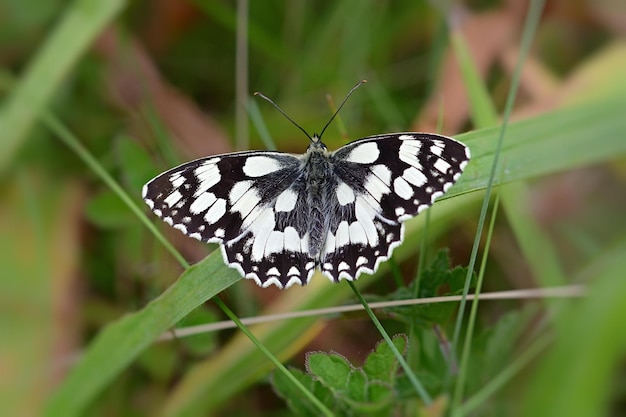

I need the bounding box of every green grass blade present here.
[44,252,241,417]
[500,182,566,286]
[451,0,546,408]
[522,238,626,417]
[0,0,126,173]
[214,298,335,417]
[449,21,498,127]
[348,282,432,405]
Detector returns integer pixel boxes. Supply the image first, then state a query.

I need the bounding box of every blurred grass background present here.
[1,0,625,416]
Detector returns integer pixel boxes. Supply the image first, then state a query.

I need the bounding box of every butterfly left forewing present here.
[143,151,316,288]
[319,133,470,282]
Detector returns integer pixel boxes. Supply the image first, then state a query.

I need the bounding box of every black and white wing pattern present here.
[143,132,470,289]
[142,151,315,289]
[319,133,470,282]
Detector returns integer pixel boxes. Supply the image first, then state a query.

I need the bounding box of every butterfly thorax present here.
[302,137,332,259]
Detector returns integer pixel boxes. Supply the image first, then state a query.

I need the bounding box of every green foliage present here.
[374,250,475,327]
[273,335,407,417]
[1,1,625,416]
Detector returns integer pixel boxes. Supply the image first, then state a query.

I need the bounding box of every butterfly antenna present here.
[318,79,367,140]
[254,91,313,142]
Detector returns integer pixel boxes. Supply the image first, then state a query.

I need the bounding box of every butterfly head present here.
[308,134,327,151]
[255,80,367,151]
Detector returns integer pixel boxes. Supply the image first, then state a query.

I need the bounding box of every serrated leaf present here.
[346,369,368,402]
[367,380,394,404]
[306,351,354,393]
[381,250,475,326]
[363,334,407,384]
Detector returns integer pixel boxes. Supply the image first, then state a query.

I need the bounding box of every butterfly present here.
[142,82,470,289]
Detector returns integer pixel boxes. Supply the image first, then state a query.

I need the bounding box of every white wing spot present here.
[287,266,300,277]
[370,164,392,186]
[301,233,310,254]
[174,224,187,234]
[335,221,350,248]
[354,196,378,246]
[194,160,221,194]
[164,190,183,208]
[170,174,185,188]
[336,181,355,206]
[345,142,380,164]
[393,176,413,200]
[243,156,283,177]
[430,144,444,156]
[204,198,227,225]
[431,191,444,201]
[338,262,350,272]
[275,188,298,212]
[189,191,217,214]
[232,188,261,219]
[267,267,280,276]
[215,228,225,238]
[364,172,390,202]
[348,222,368,245]
[399,140,422,166]
[399,134,415,140]
[356,256,368,267]
[250,209,276,261]
[284,226,301,251]
[434,158,451,173]
[229,180,254,204]
[403,166,427,187]
[265,230,284,256]
[324,231,336,255]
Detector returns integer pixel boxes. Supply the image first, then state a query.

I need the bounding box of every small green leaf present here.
[306,351,354,393]
[346,369,368,402]
[367,380,394,405]
[382,250,475,326]
[363,335,407,384]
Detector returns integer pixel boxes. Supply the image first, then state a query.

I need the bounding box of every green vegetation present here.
[1,1,625,416]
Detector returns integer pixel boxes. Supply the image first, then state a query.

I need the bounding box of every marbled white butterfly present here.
[143,82,470,289]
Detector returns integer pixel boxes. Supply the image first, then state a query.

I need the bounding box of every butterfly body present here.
[143,132,470,289]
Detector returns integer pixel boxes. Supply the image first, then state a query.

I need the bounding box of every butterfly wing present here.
[319,133,470,281]
[143,151,315,288]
